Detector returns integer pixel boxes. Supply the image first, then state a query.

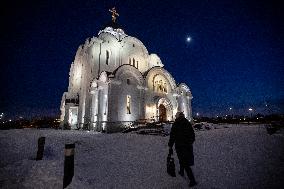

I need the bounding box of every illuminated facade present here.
[60,19,193,132]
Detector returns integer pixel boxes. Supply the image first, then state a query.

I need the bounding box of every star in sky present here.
[186,36,191,42]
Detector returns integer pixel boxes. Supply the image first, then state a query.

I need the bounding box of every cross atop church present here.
[109,7,119,23]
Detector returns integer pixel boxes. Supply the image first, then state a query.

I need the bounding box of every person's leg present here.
[185,166,197,186]
[179,164,184,176]
[176,150,185,176]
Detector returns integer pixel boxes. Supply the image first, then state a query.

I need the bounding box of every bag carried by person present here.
[167,149,176,177]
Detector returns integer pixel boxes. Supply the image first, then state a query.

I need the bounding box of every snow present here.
[0,125,283,189]
[98,27,127,40]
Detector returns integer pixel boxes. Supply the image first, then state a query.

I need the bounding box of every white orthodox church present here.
[60,8,193,132]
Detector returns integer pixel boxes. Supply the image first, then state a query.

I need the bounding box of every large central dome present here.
[95,21,162,74]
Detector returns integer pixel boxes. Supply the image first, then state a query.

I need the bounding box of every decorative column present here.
[90,89,99,130]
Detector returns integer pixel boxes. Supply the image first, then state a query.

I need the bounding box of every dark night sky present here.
[1,0,283,119]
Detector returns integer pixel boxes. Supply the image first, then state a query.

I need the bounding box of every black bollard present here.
[63,143,75,188]
[36,137,45,160]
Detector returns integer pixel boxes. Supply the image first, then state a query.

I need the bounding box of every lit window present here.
[126,95,131,114]
[163,82,167,93]
[153,75,168,94]
[106,50,109,65]
[158,80,163,91]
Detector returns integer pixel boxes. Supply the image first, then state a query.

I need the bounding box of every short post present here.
[63,143,75,188]
[36,137,45,160]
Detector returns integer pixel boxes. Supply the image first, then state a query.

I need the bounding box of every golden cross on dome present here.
[109,7,119,23]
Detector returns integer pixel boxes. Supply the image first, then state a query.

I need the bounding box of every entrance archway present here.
[155,97,173,122]
[159,104,167,122]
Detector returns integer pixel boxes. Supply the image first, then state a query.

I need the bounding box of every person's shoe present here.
[189,181,197,187]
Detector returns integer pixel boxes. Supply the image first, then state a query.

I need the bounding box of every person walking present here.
[168,112,197,187]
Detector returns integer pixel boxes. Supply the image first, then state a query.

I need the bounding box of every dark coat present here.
[168,116,195,166]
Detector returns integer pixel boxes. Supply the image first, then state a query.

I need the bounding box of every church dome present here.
[96,23,150,73]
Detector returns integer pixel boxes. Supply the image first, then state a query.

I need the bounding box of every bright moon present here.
[186,36,191,42]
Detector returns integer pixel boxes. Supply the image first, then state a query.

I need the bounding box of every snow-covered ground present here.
[0,124,283,189]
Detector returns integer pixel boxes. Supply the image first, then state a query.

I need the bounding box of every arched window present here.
[153,75,168,94]
[126,95,131,114]
[106,50,109,65]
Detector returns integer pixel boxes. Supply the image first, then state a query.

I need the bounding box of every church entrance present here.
[155,97,173,122]
[159,104,167,122]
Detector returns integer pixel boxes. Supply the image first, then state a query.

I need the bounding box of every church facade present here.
[60,12,193,132]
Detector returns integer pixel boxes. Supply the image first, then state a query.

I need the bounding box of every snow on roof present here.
[98,26,127,40]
